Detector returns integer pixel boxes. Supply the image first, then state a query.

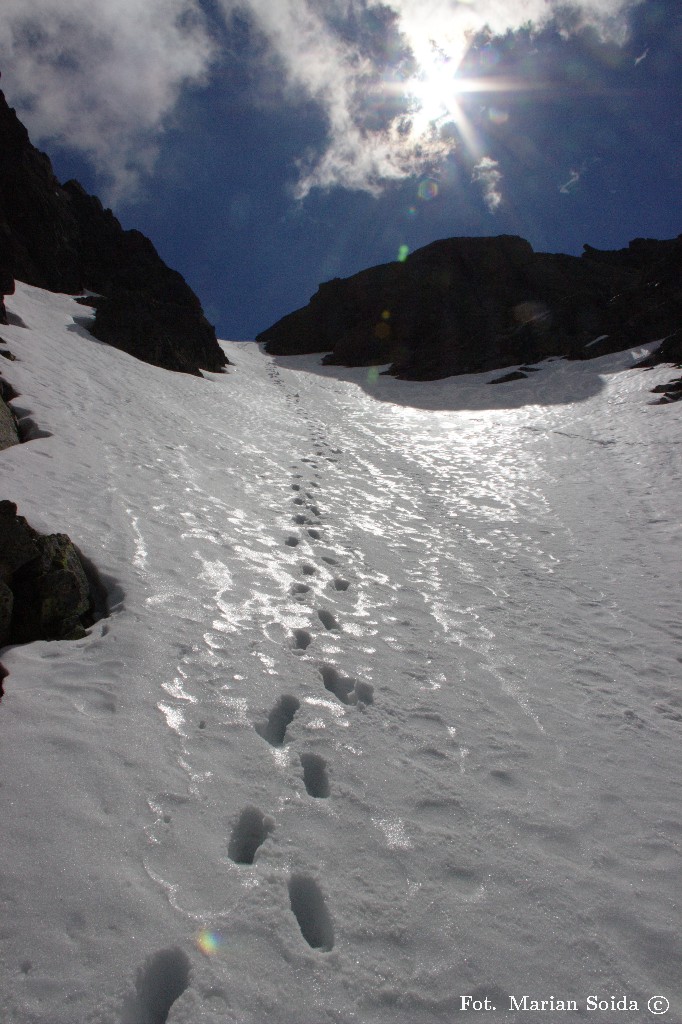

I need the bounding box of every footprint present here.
[288,875,334,951]
[300,563,316,577]
[319,665,355,704]
[228,807,274,865]
[121,947,191,1024]
[255,695,300,746]
[291,484,301,491]
[308,529,322,539]
[291,583,310,597]
[320,665,373,706]
[317,609,339,631]
[293,497,304,505]
[489,769,519,787]
[333,577,350,591]
[285,536,300,547]
[308,505,321,516]
[292,629,312,651]
[300,753,330,798]
[321,556,337,566]
[294,514,311,525]
[354,681,374,705]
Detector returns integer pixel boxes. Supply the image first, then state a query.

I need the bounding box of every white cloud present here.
[472,156,503,212]
[0,0,216,199]
[559,167,584,194]
[0,0,644,199]
[222,0,644,197]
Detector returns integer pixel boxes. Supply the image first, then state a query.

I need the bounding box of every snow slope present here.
[0,281,680,1024]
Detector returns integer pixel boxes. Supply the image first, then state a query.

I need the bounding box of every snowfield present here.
[0,281,680,1024]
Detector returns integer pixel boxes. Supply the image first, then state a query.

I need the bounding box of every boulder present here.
[0,500,40,575]
[0,501,95,647]
[11,533,91,643]
[650,379,682,394]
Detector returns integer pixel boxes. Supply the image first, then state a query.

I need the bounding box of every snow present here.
[0,281,680,1023]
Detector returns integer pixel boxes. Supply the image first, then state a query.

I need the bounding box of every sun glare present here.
[403,52,481,157]
[388,21,527,165]
[399,47,526,162]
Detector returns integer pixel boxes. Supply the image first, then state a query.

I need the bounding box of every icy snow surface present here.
[0,282,680,1024]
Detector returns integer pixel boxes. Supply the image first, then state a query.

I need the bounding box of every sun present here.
[409,56,462,126]
[398,39,524,162]
[403,50,481,156]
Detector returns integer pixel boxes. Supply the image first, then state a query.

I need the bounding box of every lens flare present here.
[417,179,438,201]
[397,244,409,262]
[196,928,224,955]
[488,107,509,125]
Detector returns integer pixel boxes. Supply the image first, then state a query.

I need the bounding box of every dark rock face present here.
[0,219,13,325]
[0,390,19,450]
[257,233,681,380]
[0,501,96,647]
[580,237,682,357]
[0,90,227,375]
[0,372,20,450]
[88,288,223,377]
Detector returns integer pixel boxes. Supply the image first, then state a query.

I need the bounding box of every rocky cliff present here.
[257,233,681,380]
[0,89,227,375]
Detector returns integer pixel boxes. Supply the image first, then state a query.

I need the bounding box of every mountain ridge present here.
[257,231,681,381]
[0,87,227,376]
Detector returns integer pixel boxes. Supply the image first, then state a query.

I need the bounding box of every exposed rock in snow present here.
[0,390,19,449]
[0,501,98,646]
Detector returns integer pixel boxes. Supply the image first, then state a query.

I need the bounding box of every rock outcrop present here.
[0,89,227,376]
[0,501,96,647]
[581,236,682,359]
[0,372,19,450]
[0,220,13,326]
[257,233,681,380]
[0,393,19,450]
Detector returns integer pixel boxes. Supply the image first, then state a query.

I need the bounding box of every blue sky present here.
[1,0,680,340]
